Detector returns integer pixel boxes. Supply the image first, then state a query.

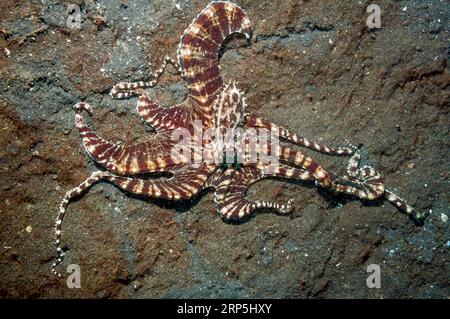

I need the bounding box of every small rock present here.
[26,225,33,233]
[440,213,448,223]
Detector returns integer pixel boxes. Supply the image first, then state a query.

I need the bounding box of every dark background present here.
[0,0,448,298]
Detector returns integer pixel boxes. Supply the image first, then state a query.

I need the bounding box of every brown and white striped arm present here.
[51,164,215,277]
[74,102,183,175]
[245,115,354,156]
[211,164,316,220]
[110,56,184,99]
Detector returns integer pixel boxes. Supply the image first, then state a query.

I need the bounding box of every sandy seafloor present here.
[0,0,448,298]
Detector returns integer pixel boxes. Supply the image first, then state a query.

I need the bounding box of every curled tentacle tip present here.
[281,199,294,214]
[73,102,93,115]
[287,199,294,210]
[414,210,430,221]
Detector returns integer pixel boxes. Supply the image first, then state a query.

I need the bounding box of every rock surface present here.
[0,0,448,298]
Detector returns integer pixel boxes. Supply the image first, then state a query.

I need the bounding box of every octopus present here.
[51,1,427,277]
